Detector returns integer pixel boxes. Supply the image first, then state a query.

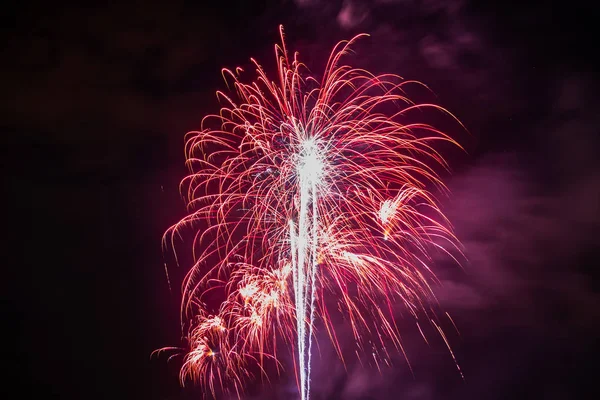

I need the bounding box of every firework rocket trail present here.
[291,136,322,400]
[161,26,465,399]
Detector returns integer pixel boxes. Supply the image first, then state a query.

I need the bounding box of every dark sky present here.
[4,1,600,399]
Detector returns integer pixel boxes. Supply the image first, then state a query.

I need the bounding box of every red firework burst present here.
[160,25,465,399]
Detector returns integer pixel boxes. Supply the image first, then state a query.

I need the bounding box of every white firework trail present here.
[290,137,324,400]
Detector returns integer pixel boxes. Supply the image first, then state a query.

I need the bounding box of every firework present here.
[162,26,464,399]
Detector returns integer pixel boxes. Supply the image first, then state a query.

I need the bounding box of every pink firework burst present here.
[161,25,465,399]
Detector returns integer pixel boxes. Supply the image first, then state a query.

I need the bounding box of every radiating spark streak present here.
[160,25,465,399]
[434,320,465,381]
[446,312,461,336]
[164,262,172,294]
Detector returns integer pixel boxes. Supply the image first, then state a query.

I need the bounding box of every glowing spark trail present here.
[161,25,464,399]
[291,136,324,399]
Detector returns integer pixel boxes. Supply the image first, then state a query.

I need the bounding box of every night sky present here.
[4,1,600,399]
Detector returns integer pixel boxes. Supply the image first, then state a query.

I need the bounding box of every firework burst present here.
[161,25,464,399]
